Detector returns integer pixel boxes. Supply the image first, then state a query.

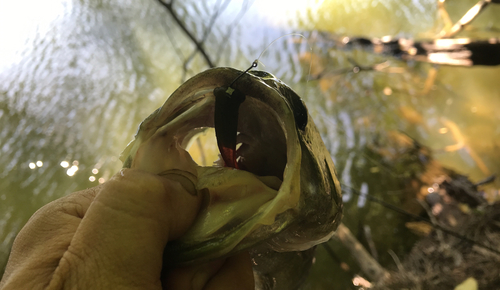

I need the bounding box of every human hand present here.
[0,169,255,290]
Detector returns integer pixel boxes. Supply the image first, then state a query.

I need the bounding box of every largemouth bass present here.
[120,67,342,288]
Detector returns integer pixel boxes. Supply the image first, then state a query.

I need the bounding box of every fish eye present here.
[293,100,308,131]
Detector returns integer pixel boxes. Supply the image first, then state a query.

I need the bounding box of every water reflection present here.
[1,0,499,288]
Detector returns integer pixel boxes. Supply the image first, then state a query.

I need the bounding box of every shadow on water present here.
[1,0,499,288]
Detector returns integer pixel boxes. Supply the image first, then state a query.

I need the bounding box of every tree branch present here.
[157,0,215,68]
[181,0,230,72]
[335,223,389,283]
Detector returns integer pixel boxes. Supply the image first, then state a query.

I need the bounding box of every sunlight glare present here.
[0,0,70,71]
[66,165,78,176]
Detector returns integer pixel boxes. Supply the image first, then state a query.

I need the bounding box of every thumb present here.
[50,169,202,288]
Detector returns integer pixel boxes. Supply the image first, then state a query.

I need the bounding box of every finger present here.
[204,251,255,290]
[0,186,100,288]
[163,252,254,290]
[163,259,225,290]
[48,169,202,288]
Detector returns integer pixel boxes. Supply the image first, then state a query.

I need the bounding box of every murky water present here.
[1,0,498,288]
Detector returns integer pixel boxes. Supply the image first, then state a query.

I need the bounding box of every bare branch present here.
[336,223,390,282]
[215,0,255,64]
[181,0,231,72]
[439,0,493,38]
[157,0,215,68]
[345,184,500,255]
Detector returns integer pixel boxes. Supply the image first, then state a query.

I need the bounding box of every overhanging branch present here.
[157,0,215,68]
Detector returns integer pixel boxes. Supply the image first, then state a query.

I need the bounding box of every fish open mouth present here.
[171,86,288,180]
[120,67,342,265]
[120,68,304,264]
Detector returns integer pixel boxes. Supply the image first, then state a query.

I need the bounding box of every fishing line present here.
[254,33,314,84]
[342,183,500,255]
[229,60,258,87]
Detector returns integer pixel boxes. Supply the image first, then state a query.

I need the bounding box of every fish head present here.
[119,67,342,264]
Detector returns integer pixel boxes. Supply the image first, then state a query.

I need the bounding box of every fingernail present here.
[158,170,198,196]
